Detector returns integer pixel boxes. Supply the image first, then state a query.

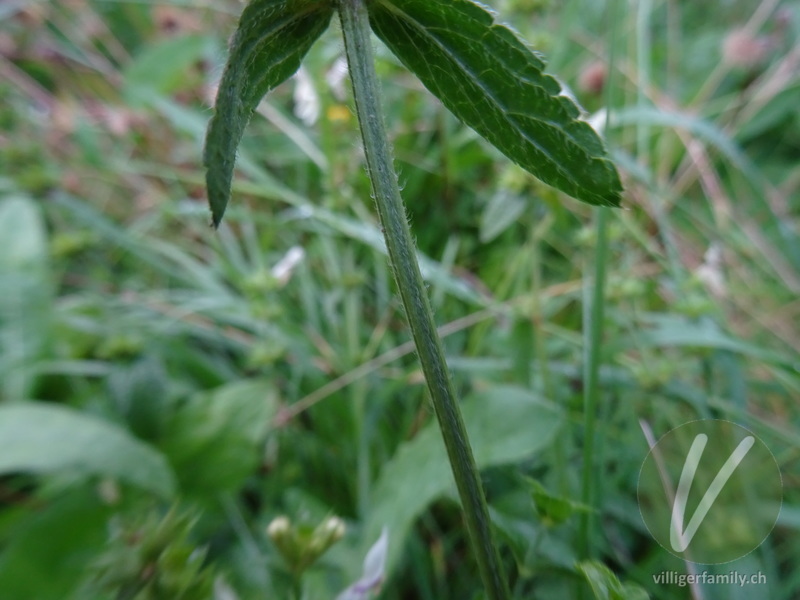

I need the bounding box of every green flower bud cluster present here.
[267,515,346,575]
[88,507,215,600]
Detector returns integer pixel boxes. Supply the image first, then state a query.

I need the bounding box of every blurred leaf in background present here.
[0,196,53,400]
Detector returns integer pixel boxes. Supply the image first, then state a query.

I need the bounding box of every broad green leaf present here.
[0,195,52,400]
[204,0,333,226]
[160,379,277,496]
[0,402,175,498]
[107,355,169,441]
[0,488,112,600]
[367,0,623,206]
[362,385,563,577]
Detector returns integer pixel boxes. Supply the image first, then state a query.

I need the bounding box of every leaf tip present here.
[204,165,229,229]
[209,206,224,230]
[598,182,625,209]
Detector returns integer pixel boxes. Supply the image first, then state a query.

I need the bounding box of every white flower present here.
[293,66,320,126]
[696,243,726,298]
[271,246,305,287]
[325,57,349,102]
[266,515,291,539]
[337,528,389,600]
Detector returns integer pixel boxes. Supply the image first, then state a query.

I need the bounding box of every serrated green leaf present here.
[367,0,623,206]
[203,0,333,226]
[0,402,176,498]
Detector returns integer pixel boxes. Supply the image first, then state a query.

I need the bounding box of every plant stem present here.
[578,0,620,563]
[578,206,609,560]
[337,1,510,598]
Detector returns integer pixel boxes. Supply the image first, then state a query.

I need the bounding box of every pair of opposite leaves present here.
[204,0,623,227]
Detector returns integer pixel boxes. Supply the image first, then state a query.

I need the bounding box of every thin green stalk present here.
[342,250,371,515]
[578,207,609,560]
[636,0,652,164]
[337,0,510,598]
[353,379,370,516]
[578,0,620,561]
[531,216,554,400]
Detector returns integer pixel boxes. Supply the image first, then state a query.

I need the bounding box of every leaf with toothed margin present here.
[203,0,333,227]
[367,0,623,207]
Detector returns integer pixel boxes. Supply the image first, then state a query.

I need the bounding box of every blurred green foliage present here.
[0,0,798,599]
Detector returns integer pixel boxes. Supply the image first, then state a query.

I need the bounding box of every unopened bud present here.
[267,516,291,541]
[306,516,346,557]
[722,28,770,69]
[578,61,607,96]
[320,516,346,542]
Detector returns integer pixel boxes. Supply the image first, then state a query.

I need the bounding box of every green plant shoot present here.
[203,0,623,597]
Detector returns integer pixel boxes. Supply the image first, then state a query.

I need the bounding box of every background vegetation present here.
[1,0,798,598]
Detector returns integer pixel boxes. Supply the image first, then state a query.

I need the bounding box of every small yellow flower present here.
[327,105,352,123]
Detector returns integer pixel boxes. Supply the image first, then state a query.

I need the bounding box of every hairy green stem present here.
[337,0,510,598]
